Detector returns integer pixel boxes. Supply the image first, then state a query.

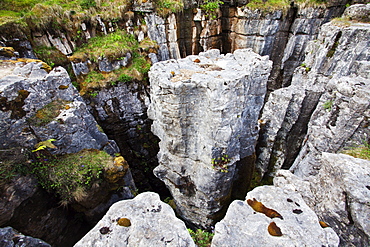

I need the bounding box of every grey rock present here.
[0,61,119,155]
[145,13,170,61]
[230,8,283,55]
[71,60,90,76]
[0,227,51,247]
[212,186,339,247]
[98,53,131,72]
[46,31,74,55]
[74,192,195,247]
[280,6,344,87]
[0,175,38,226]
[290,76,370,177]
[274,152,370,246]
[343,3,370,22]
[257,17,370,178]
[148,49,272,228]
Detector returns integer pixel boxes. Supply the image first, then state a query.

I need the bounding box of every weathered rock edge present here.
[148,49,272,228]
[212,185,339,247]
[74,192,195,247]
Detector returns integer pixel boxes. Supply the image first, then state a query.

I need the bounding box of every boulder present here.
[0,61,119,155]
[343,3,370,22]
[274,153,370,246]
[74,192,195,247]
[0,175,38,226]
[212,186,339,247]
[0,226,51,247]
[148,49,272,228]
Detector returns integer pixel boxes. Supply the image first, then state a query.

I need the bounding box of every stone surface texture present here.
[0,226,51,247]
[86,80,165,193]
[148,49,272,228]
[0,175,38,226]
[257,15,370,177]
[74,192,195,247]
[274,152,370,246]
[212,185,339,247]
[0,61,119,154]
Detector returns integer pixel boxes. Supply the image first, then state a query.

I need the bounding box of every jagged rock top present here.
[212,186,339,247]
[0,60,118,154]
[74,192,195,247]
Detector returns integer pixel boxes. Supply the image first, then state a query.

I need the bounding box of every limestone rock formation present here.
[0,175,38,227]
[212,186,339,247]
[257,10,370,178]
[0,61,118,154]
[274,152,370,246]
[148,49,272,228]
[74,192,195,247]
[0,226,51,247]
[86,81,166,193]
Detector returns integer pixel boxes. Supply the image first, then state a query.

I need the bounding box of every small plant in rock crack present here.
[211,154,230,173]
[323,100,333,111]
[188,228,214,247]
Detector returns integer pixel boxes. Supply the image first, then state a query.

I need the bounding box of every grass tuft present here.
[342,143,370,160]
[30,149,113,203]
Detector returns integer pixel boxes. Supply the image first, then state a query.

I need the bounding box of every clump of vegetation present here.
[0,148,30,186]
[246,0,289,12]
[246,0,325,12]
[200,0,224,20]
[28,99,70,126]
[323,100,333,111]
[118,74,133,83]
[211,154,230,173]
[33,45,70,68]
[75,30,138,62]
[342,142,370,160]
[74,30,152,94]
[300,63,311,72]
[155,0,184,17]
[30,148,113,205]
[0,160,18,186]
[188,229,214,247]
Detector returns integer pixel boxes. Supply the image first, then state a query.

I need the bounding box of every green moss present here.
[200,0,224,20]
[30,149,113,204]
[33,45,70,68]
[246,0,325,12]
[155,0,184,17]
[246,0,289,12]
[74,30,139,62]
[28,99,70,126]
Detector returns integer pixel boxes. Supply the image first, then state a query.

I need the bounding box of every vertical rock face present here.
[86,81,167,194]
[274,153,370,246]
[279,5,346,87]
[148,49,272,228]
[257,15,370,178]
[212,186,339,247]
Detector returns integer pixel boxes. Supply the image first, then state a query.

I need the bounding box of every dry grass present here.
[342,144,370,161]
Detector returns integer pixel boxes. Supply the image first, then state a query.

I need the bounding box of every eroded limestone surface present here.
[148,49,272,228]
